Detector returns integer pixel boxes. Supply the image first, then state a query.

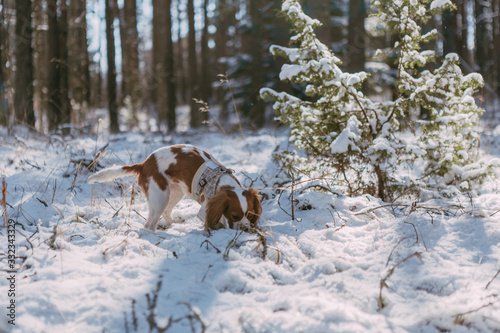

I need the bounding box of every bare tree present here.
[33,0,46,130]
[46,0,62,130]
[454,0,468,63]
[346,0,366,73]
[493,0,500,96]
[475,0,493,83]
[119,0,141,126]
[59,0,70,126]
[165,0,176,131]
[0,0,8,126]
[176,0,187,105]
[105,0,119,132]
[442,8,456,55]
[214,0,231,120]
[200,0,211,105]
[152,0,167,126]
[248,0,265,128]
[95,29,104,109]
[187,0,200,128]
[68,0,90,123]
[14,0,35,127]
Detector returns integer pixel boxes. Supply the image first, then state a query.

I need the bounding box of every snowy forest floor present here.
[1,112,500,332]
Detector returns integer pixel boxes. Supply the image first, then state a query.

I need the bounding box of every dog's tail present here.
[88,164,141,184]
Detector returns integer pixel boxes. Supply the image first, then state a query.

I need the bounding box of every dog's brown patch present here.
[165,145,206,193]
[123,154,167,197]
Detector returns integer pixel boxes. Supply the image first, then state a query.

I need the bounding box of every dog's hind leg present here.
[160,183,185,226]
[143,182,169,231]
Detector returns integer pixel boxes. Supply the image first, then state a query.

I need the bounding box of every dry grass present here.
[2,177,7,226]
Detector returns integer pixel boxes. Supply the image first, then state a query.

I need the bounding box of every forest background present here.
[1,0,499,134]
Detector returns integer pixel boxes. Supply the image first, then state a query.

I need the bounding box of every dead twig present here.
[378,252,422,310]
[385,236,414,267]
[223,229,245,260]
[102,239,127,256]
[2,177,7,226]
[69,158,103,170]
[252,227,268,260]
[194,98,227,136]
[297,182,342,197]
[200,240,221,254]
[454,299,497,325]
[490,209,500,217]
[277,189,294,221]
[354,203,408,216]
[144,277,182,333]
[486,269,500,290]
[201,265,213,282]
[404,221,419,244]
[183,302,207,333]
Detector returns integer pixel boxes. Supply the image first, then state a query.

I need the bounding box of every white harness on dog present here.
[192,160,241,227]
[192,160,241,203]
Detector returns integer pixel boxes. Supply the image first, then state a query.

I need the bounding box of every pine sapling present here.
[262,0,498,200]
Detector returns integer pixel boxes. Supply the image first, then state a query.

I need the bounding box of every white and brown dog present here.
[88,144,261,232]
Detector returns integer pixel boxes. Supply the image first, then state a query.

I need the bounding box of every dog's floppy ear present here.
[245,188,262,226]
[205,190,229,230]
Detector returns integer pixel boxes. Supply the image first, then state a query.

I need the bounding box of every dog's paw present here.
[160,215,185,227]
[170,215,186,224]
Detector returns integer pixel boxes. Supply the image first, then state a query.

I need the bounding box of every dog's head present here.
[205,186,262,230]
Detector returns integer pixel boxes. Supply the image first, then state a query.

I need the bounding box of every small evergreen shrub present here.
[261,0,496,200]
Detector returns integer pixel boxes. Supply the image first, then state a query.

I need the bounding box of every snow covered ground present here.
[1,123,500,333]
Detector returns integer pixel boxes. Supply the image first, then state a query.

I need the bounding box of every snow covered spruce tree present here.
[261,0,494,200]
[260,0,407,200]
[371,0,493,196]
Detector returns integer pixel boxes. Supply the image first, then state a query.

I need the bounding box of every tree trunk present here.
[33,0,45,130]
[165,0,176,131]
[475,0,492,83]
[59,0,70,126]
[68,0,90,124]
[187,0,200,128]
[493,0,500,97]
[46,0,62,131]
[105,0,119,132]
[152,0,167,126]
[176,0,187,105]
[14,0,35,127]
[1,0,8,126]
[94,18,103,109]
[346,0,366,73]
[454,0,467,64]
[462,0,475,66]
[248,0,265,128]
[215,0,229,119]
[118,0,126,106]
[442,9,456,55]
[374,165,387,201]
[200,0,211,105]
[120,0,141,126]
